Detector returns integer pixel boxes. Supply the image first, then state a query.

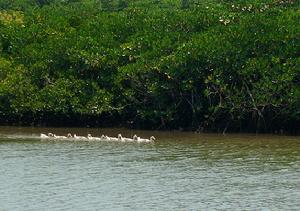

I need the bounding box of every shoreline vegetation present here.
[0,0,299,134]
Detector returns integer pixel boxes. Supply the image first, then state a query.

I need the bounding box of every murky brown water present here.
[0,126,299,210]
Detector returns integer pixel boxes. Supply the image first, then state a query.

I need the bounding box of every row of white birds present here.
[40,133,156,143]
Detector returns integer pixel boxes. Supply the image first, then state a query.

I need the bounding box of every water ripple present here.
[0,129,300,210]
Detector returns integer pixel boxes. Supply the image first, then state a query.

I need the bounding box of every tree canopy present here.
[0,0,299,133]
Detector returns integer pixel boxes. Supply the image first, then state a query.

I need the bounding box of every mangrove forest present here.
[0,0,299,133]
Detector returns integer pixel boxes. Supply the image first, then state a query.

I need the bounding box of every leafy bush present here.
[0,0,299,132]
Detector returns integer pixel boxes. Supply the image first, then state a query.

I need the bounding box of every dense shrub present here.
[0,0,299,132]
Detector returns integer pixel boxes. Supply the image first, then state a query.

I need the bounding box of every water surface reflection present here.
[0,127,299,210]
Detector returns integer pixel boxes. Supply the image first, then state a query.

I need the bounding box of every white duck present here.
[107,135,118,141]
[133,134,139,142]
[74,134,87,140]
[87,134,101,141]
[100,135,108,141]
[40,133,49,138]
[54,134,67,139]
[94,136,102,141]
[48,133,54,138]
[117,134,125,142]
[133,135,156,143]
[118,134,133,142]
[87,134,93,140]
[148,136,156,142]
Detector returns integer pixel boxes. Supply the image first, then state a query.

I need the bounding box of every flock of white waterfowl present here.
[40,133,156,143]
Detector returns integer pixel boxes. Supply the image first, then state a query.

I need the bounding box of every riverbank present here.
[1,125,300,140]
[1,113,300,135]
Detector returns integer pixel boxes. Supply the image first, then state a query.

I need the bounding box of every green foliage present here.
[117,0,128,10]
[181,0,190,9]
[0,0,299,132]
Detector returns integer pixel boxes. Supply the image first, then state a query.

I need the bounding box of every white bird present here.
[133,135,156,143]
[87,134,101,141]
[74,134,87,140]
[143,136,155,142]
[54,134,67,139]
[133,134,139,142]
[87,134,93,140]
[117,134,125,142]
[48,133,54,138]
[149,136,156,142]
[118,134,133,142]
[67,133,73,138]
[40,133,49,138]
[107,136,118,141]
[100,135,108,141]
[94,137,102,141]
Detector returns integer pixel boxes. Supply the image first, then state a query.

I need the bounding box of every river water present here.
[0,126,299,210]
